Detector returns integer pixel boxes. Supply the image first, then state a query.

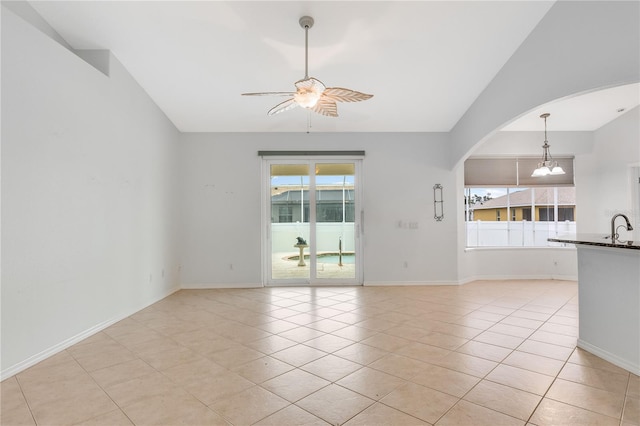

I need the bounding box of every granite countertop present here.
[548,233,640,250]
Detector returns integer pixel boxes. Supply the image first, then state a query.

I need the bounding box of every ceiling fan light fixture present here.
[293,77,325,108]
[295,93,321,108]
[295,92,321,108]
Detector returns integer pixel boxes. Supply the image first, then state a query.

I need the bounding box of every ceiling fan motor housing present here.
[299,16,314,29]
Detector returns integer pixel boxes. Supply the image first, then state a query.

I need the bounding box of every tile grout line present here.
[223,284,565,425]
[619,374,631,426]
[12,282,635,425]
[13,374,38,426]
[521,296,580,425]
[432,293,576,424]
[65,346,139,426]
[88,316,258,425]
[429,321,517,424]
[522,295,626,425]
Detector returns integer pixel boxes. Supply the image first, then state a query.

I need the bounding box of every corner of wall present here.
[0,285,180,381]
[2,1,72,49]
[2,2,112,76]
[74,49,111,76]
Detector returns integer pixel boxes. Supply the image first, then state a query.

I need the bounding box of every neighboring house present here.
[469,187,576,222]
[271,187,355,223]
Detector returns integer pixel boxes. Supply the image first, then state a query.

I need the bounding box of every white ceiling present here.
[503,82,640,131]
[28,1,639,133]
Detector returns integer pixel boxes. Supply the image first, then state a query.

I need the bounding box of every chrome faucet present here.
[611,213,634,242]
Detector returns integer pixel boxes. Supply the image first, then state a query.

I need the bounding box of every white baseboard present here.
[181,277,577,289]
[459,274,577,283]
[180,282,263,289]
[0,285,180,381]
[1,318,119,381]
[551,274,578,281]
[364,280,461,287]
[577,339,639,375]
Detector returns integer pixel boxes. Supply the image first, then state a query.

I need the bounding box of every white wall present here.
[456,110,640,282]
[178,132,458,287]
[457,131,592,281]
[451,0,639,283]
[450,0,639,168]
[470,109,639,242]
[462,248,578,283]
[2,0,638,379]
[1,8,181,378]
[470,131,594,158]
[576,107,640,239]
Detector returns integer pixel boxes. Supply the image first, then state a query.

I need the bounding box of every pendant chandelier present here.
[531,113,565,177]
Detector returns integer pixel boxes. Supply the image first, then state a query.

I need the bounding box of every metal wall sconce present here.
[433,184,444,221]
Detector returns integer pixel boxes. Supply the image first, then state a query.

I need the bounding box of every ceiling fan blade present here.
[267,98,298,116]
[242,92,295,96]
[323,87,373,103]
[312,97,338,117]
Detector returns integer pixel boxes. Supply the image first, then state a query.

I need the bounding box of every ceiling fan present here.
[242,16,373,117]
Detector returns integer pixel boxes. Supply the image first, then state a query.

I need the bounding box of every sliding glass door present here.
[265,159,362,285]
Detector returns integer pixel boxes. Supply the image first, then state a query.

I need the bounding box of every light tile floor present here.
[2,280,639,425]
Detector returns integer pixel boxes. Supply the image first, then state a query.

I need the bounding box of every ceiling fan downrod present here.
[299,16,314,79]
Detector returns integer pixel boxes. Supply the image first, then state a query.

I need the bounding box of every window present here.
[464,156,576,247]
[465,157,575,187]
[558,207,574,221]
[278,206,293,222]
[317,204,343,222]
[316,189,355,222]
[270,196,308,223]
[539,207,554,222]
[271,190,354,223]
[464,187,576,247]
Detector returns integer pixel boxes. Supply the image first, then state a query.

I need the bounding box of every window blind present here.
[258,151,365,156]
[464,157,574,187]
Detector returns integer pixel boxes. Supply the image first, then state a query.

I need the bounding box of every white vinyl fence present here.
[271,223,356,253]
[466,220,576,247]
